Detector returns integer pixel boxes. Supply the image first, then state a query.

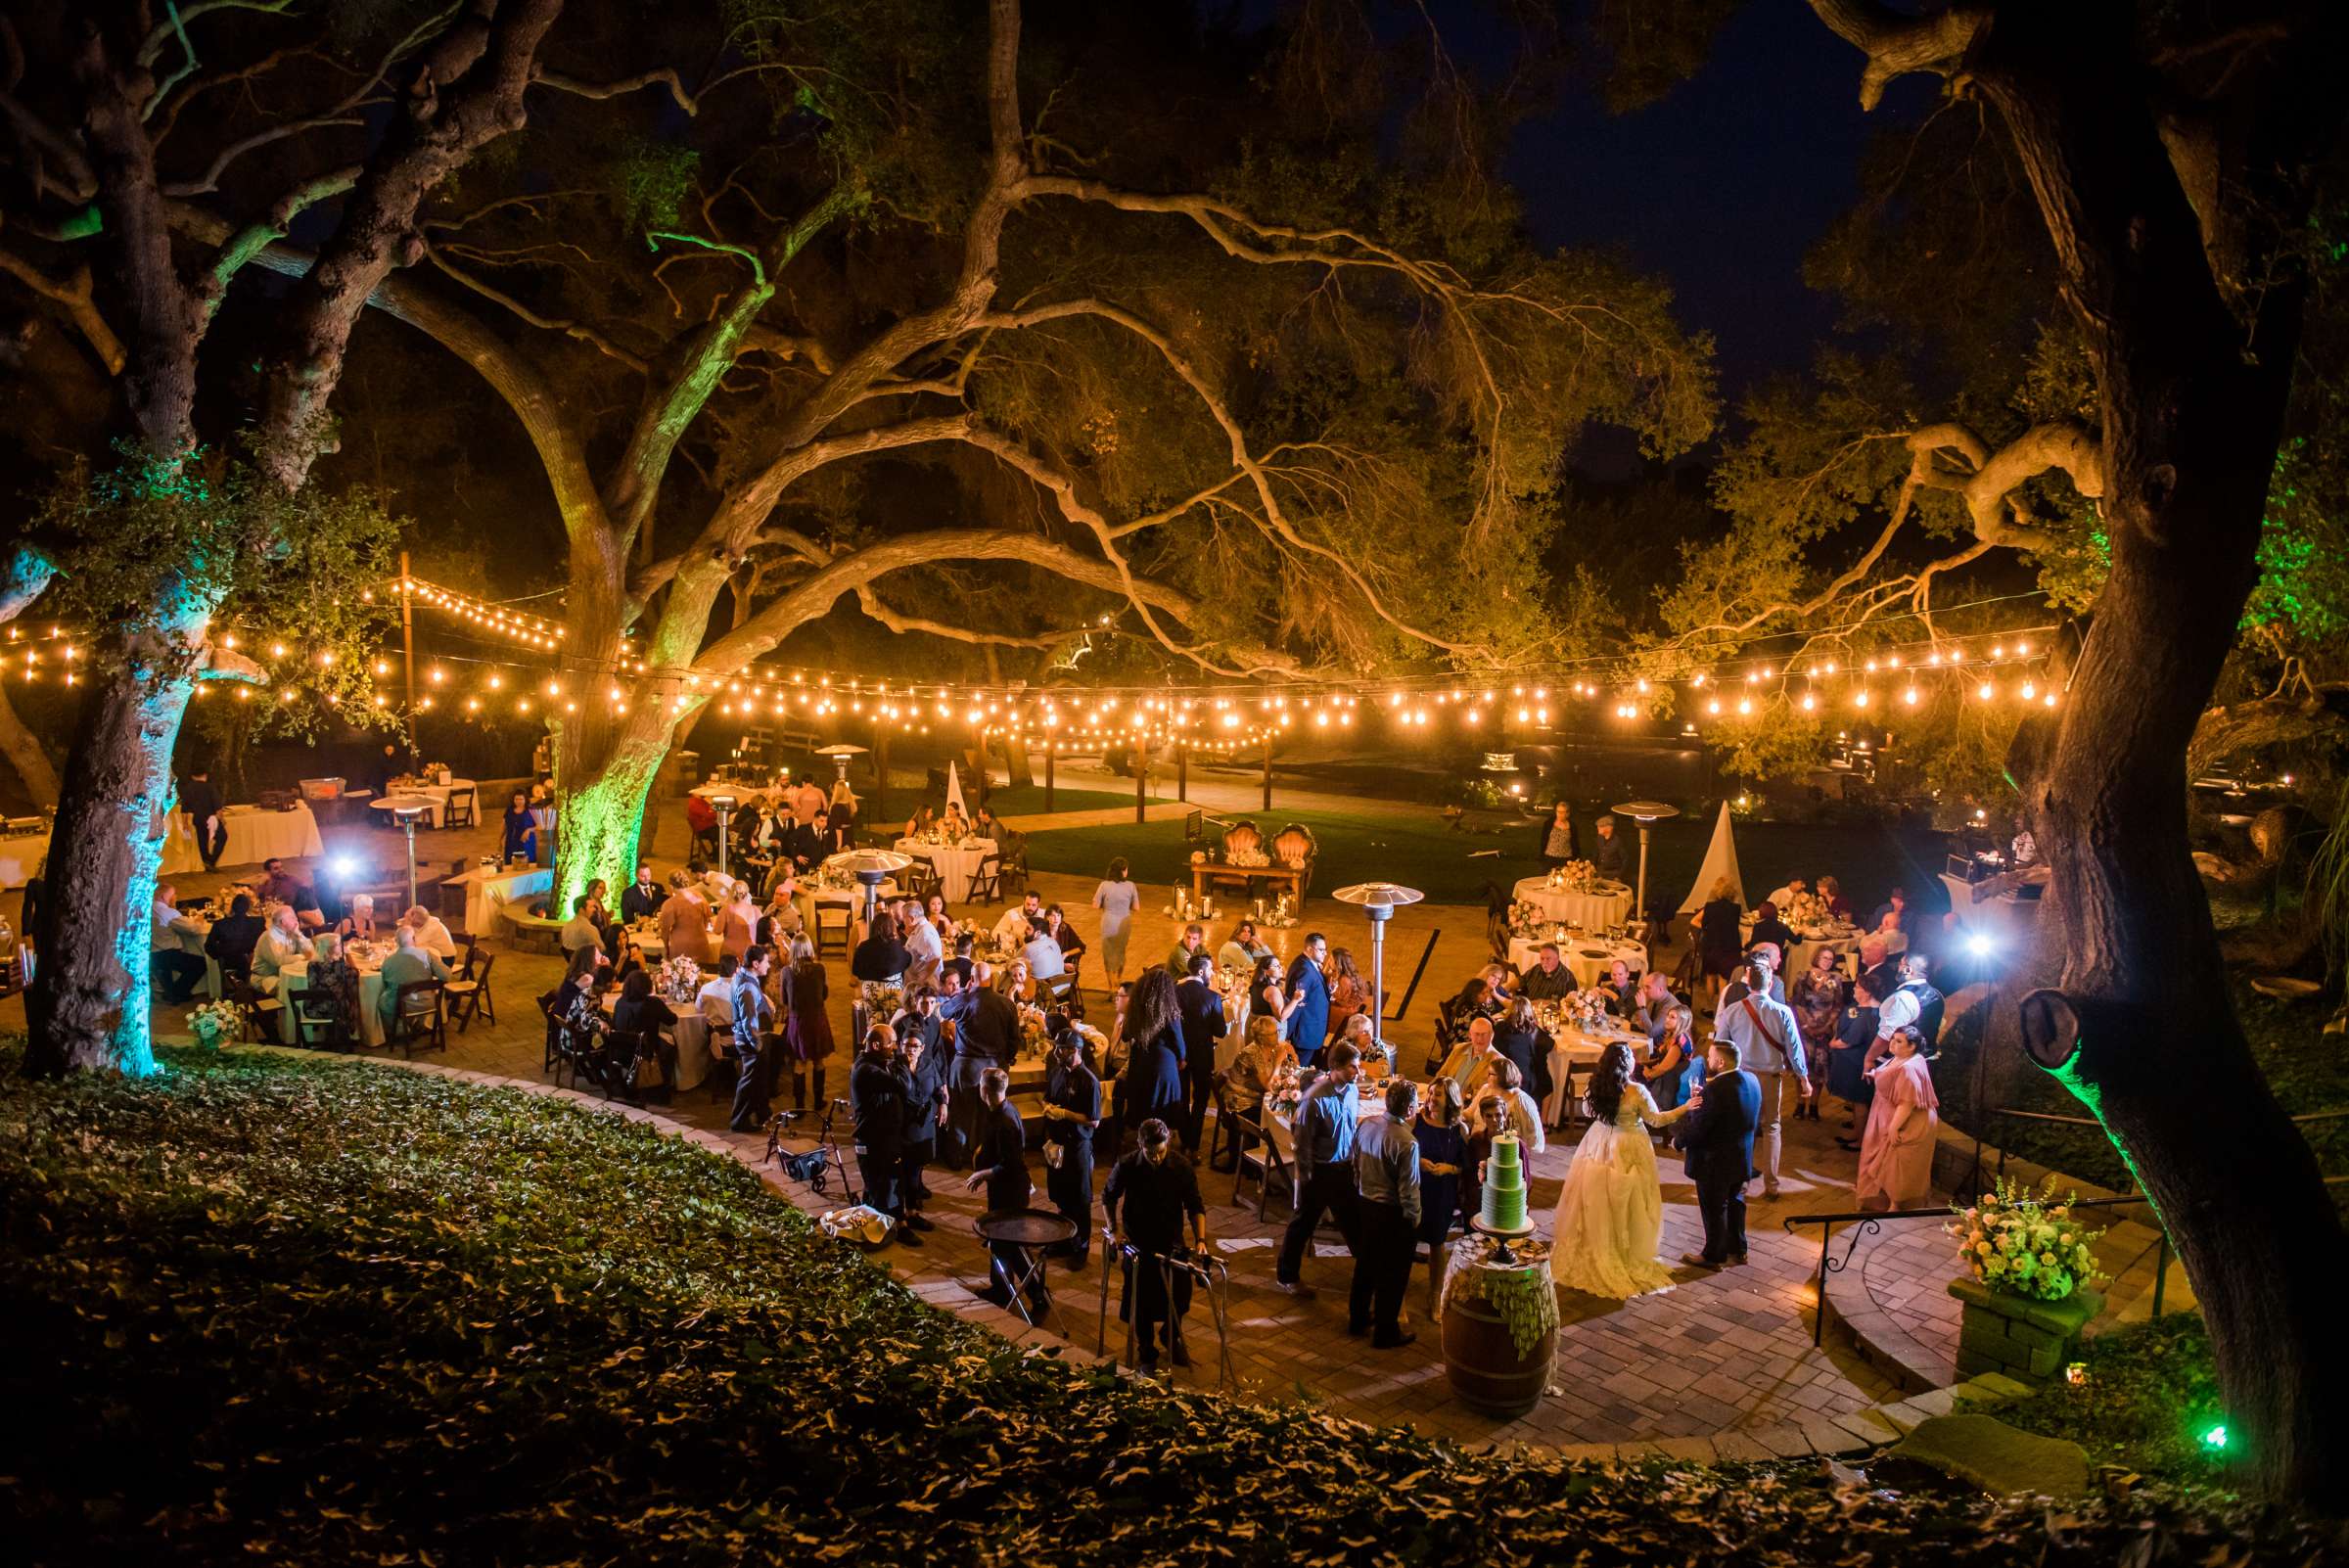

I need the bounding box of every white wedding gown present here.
[1549,1083,1685,1299]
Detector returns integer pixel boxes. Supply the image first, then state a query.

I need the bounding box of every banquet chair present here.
[1205,1080,1245,1173]
[899,860,942,902]
[443,951,497,1033]
[965,855,1004,905]
[226,972,281,1043]
[289,993,345,1051]
[1039,969,1083,1020]
[385,979,447,1058]
[442,786,477,829]
[813,904,852,956]
[1230,1112,1291,1221]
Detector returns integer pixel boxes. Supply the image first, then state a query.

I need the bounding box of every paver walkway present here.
[1,795,2017,1451]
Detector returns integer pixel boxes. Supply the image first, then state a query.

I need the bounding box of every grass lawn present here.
[1994,1314,2231,1482]
[3,1041,2333,1566]
[981,783,1172,818]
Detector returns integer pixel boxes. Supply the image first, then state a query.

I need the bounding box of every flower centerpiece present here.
[1562,987,1612,1033]
[187,998,247,1048]
[1188,850,1207,865]
[1017,1005,1052,1060]
[1261,891,1298,930]
[1948,1176,2107,1302]
[1546,859,1597,892]
[1265,1063,1304,1121]
[1505,899,1550,942]
[1782,890,1833,932]
[659,954,703,1006]
[1224,846,1270,868]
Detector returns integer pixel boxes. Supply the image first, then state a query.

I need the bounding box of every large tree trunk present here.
[24,641,197,1077]
[552,718,672,915]
[1979,10,2349,1499]
[0,677,59,807]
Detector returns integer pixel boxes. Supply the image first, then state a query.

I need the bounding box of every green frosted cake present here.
[1478,1131,1535,1235]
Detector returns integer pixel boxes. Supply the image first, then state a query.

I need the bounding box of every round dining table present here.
[1505,934,1647,990]
[894,837,996,903]
[1511,874,1633,931]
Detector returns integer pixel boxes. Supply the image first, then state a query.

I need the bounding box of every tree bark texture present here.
[0,681,61,807]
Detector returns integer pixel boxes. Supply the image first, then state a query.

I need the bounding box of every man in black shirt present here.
[894,988,949,1219]
[850,1025,924,1247]
[942,932,977,991]
[1040,1030,1102,1268]
[1590,814,1631,882]
[963,1068,1038,1312]
[204,893,264,976]
[1748,901,1799,968]
[1103,1117,1209,1372]
[1174,953,1226,1152]
[852,916,911,982]
[939,970,1019,1167]
[180,767,226,872]
[619,863,663,925]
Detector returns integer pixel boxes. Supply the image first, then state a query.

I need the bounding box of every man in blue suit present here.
[1673,1038,1761,1268]
[1174,953,1227,1152]
[1285,932,1331,1066]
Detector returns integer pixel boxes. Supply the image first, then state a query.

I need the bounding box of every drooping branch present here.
[0,239,125,373]
[1805,0,1990,112]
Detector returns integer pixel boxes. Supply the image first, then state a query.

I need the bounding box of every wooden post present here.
[1134,735,1149,824]
[1261,734,1272,811]
[1177,738,1188,802]
[1044,743,1056,813]
[397,550,418,763]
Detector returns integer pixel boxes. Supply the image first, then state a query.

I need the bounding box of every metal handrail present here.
[1781,1192,2172,1347]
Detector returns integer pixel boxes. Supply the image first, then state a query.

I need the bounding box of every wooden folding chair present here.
[443,951,496,1032]
[384,979,447,1058]
[1230,1112,1291,1221]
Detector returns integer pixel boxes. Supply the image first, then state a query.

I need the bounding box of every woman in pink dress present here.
[1855,1024,1939,1210]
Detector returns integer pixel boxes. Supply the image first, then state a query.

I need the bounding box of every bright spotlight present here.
[1965,932,1996,960]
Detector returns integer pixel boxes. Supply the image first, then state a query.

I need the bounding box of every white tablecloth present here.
[1505,935,1647,990]
[278,957,390,1048]
[161,803,324,875]
[174,922,222,1001]
[895,837,996,903]
[445,864,552,937]
[603,993,713,1092]
[1738,917,1897,980]
[367,778,477,829]
[1511,875,1633,930]
[0,830,43,889]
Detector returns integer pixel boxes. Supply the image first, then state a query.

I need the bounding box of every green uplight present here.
[2200,1422,2229,1452]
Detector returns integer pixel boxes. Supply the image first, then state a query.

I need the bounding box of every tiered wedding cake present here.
[1477,1131,1536,1236]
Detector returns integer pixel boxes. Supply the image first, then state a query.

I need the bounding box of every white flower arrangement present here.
[1545,859,1598,892]
[1562,988,1612,1033]
[187,998,247,1046]
[1781,891,1834,931]
[659,954,703,1005]
[1947,1175,2107,1302]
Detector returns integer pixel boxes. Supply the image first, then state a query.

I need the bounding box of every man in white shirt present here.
[401,904,459,963]
[992,891,1043,947]
[1022,922,1065,983]
[902,899,944,990]
[150,883,209,1003]
[559,894,602,956]
[1710,959,1811,1197]
[696,953,741,1030]
[1765,875,1809,912]
[250,904,306,994]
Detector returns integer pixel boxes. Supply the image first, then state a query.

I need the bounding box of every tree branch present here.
[1807,0,1990,112]
[424,240,648,371]
[0,238,126,373]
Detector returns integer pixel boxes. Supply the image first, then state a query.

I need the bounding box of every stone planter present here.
[1949,1276,2102,1384]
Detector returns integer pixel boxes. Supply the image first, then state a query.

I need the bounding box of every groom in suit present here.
[1674,1038,1762,1268]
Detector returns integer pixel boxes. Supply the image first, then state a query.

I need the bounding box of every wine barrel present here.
[1442,1292,1556,1418]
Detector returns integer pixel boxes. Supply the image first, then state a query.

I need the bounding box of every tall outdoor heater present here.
[1610,800,1680,934]
[823,848,914,930]
[390,801,430,909]
[814,743,867,790]
[1330,881,1424,1060]
[708,791,737,882]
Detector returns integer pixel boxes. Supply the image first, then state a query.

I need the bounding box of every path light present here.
[1611,801,1680,935]
[1330,882,1424,1063]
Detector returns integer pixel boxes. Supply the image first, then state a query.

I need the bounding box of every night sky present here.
[1504,4,1931,401]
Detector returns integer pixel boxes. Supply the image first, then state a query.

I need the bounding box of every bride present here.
[1549,1041,1690,1298]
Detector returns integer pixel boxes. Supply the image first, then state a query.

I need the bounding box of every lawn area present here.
[2,1042,2332,1567]
[1994,1314,2230,1482]
[982,783,1173,818]
[1022,798,1950,915]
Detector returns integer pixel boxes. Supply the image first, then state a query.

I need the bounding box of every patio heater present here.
[708,791,738,882]
[1609,800,1680,936]
[390,801,431,909]
[814,743,867,790]
[1330,881,1424,1063]
[823,848,914,930]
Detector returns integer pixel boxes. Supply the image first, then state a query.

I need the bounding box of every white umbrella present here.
[1679,801,1746,915]
[944,759,967,817]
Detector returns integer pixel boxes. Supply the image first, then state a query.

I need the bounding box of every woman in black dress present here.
[1412,1077,1470,1257]
[610,968,679,1096]
[1692,877,1745,1012]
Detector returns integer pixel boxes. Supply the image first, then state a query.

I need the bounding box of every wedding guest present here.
[611,968,679,1094]
[1719,947,1786,1009]
[781,936,833,1111]
[560,894,604,958]
[1174,954,1225,1150]
[1164,921,1208,980]
[941,930,978,990]
[1351,1078,1423,1349]
[1829,972,1883,1146]
[1857,932,1900,1002]
[903,898,944,991]
[1327,947,1371,1033]
[1520,944,1575,1001]
[401,903,458,963]
[1285,932,1332,1066]
[655,871,711,967]
[620,863,663,924]
[1412,1076,1469,1252]
[895,993,949,1223]
[1040,1028,1102,1267]
[1692,877,1745,1010]
[1251,953,1299,1040]
[1121,967,1188,1131]
[817,805,854,857]
[964,1069,1043,1314]
[1274,1041,1363,1298]
[850,1025,923,1247]
[939,964,1020,1166]
[1023,916,1067,984]
[1218,919,1271,978]
[1675,1038,1760,1269]
[1630,971,1681,1043]
[1221,1014,1296,1172]
[1640,1004,1697,1110]
[1790,945,1845,1121]
[760,877,804,945]
[335,892,381,945]
[1590,814,1630,881]
[1818,875,1854,923]
[150,883,208,1004]
[1044,904,1086,974]
[1711,960,1810,1198]
[1491,995,1554,1114]
[502,790,538,862]
[1102,1117,1208,1373]
[300,932,363,1048]
[852,912,911,981]
[1468,1056,1545,1154]
[1598,957,1639,1018]
[793,773,828,826]
[696,953,740,1030]
[253,858,319,929]
[1749,900,1799,963]
[251,904,305,993]
[180,765,227,871]
[610,928,651,992]
[726,945,776,1132]
[376,926,448,1034]
[1438,975,1497,1053]
[204,892,264,975]
[1880,952,1947,1052]
[1537,800,1579,868]
[1091,856,1141,992]
[1869,886,1911,937]
[1764,874,1810,912]
[1856,1025,1940,1211]
[718,880,758,961]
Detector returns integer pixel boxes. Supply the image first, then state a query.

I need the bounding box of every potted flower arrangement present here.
[1945,1176,2108,1382]
[1781,890,1834,932]
[1505,900,1549,942]
[659,954,703,1006]
[1562,988,1611,1033]
[187,998,247,1048]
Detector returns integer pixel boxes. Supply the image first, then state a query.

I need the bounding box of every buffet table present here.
[1511,874,1634,931]
[894,836,996,903]
[161,803,324,875]
[444,863,552,937]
